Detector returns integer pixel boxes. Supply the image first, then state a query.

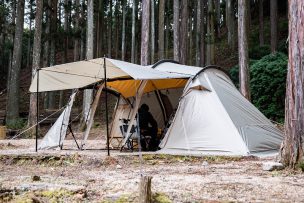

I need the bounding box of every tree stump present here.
[139,176,152,203]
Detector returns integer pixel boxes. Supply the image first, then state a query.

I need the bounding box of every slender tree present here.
[151,0,155,63]
[141,0,150,65]
[238,0,250,100]
[108,0,112,58]
[121,0,126,60]
[206,0,215,65]
[48,0,58,110]
[27,0,43,132]
[215,0,220,38]
[180,0,188,65]
[173,0,180,62]
[74,0,80,61]
[226,0,235,50]
[82,0,94,124]
[259,0,264,46]
[200,0,207,67]
[280,0,304,168]
[6,0,25,126]
[195,0,201,66]
[131,0,137,63]
[270,0,278,53]
[158,0,165,60]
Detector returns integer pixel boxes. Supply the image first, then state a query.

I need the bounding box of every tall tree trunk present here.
[226,0,235,50]
[150,0,155,63]
[48,0,58,110]
[43,2,51,109]
[165,0,170,59]
[238,0,250,100]
[74,0,80,61]
[27,0,43,133]
[200,0,206,67]
[141,0,150,66]
[107,0,112,58]
[206,0,215,65]
[180,0,188,65]
[215,0,220,38]
[158,0,165,60]
[270,0,278,53]
[259,0,264,46]
[121,0,126,60]
[131,0,137,63]
[82,0,94,125]
[80,1,86,60]
[173,0,180,62]
[114,1,119,59]
[280,0,304,168]
[195,1,201,66]
[26,0,33,69]
[6,0,25,126]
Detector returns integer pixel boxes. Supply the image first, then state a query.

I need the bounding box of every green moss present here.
[153,192,172,203]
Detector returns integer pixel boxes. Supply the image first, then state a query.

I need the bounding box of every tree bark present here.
[270,0,278,53]
[173,0,180,62]
[200,0,207,67]
[27,0,42,133]
[280,0,304,168]
[238,0,250,100]
[195,1,201,67]
[47,0,58,110]
[180,0,188,65]
[74,0,80,61]
[141,0,150,66]
[206,0,215,65]
[121,0,126,61]
[26,0,33,69]
[6,0,25,126]
[131,0,137,63]
[259,0,264,46]
[107,0,112,58]
[215,0,221,38]
[139,176,152,203]
[150,0,155,63]
[158,0,165,60]
[114,1,119,59]
[226,0,235,51]
[82,0,94,126]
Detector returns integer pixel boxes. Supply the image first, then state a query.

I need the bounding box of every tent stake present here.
[35,69,40,152]
[104,57,110,156]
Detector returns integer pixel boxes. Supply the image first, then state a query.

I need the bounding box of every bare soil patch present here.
[0,139,304,202]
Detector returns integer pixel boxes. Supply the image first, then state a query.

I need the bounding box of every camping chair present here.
[119,118,139,151]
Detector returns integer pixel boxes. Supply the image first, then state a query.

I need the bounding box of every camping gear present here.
[29,58,283,156]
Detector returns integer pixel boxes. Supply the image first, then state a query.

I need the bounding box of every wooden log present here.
[139,176,152,203]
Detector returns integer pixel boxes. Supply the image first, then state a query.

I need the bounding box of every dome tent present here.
[159,67,283,156]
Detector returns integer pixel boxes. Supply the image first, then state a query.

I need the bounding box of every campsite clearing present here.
[1,139,304,202]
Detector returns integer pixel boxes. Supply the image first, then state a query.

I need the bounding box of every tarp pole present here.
[104,57,110,156]
[35,69,40,152]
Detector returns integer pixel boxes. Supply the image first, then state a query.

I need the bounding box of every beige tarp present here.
[29,58,188,98]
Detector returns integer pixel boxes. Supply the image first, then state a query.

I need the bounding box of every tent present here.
[29,58,283,156]
[158,68,283,156]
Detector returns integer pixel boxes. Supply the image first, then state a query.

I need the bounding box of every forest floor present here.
[1,139,304,202]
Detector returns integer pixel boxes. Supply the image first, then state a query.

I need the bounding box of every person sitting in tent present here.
[138,103,159,151]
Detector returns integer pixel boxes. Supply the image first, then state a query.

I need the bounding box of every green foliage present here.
[297,161,304,172]
[230,53,288,122]
[6,118,27,130]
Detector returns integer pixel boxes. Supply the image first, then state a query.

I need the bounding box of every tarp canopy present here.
[29,58,189,98]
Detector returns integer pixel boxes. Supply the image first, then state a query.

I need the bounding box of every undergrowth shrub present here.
[230,52,288,122]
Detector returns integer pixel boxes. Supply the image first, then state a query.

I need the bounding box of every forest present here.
[0,0,304,202]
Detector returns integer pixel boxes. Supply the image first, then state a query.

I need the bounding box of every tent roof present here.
[29,58,189,93]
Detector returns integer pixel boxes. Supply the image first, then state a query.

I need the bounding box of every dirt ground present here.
[0,139,304,203]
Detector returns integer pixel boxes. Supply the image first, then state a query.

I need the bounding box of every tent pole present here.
[104,57,110,156]
[35,69,40,152]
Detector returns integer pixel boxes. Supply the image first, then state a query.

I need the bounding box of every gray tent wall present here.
[159,68,283,156]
